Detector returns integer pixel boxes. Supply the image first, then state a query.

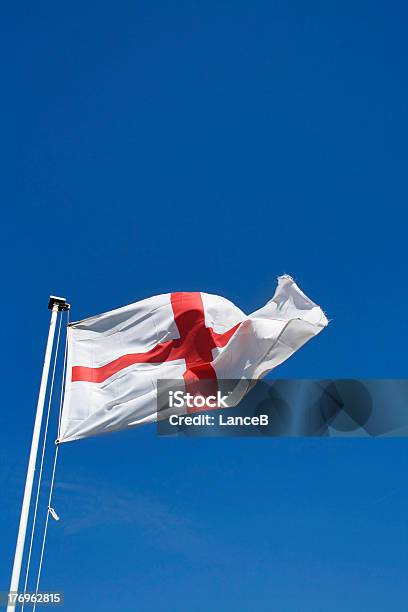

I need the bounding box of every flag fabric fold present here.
[59,276,328,442]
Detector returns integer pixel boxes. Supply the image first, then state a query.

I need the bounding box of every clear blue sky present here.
[1,1,408,610]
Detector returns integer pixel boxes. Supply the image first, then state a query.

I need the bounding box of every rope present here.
[32,310,69,611]
[57,308,69,440]
[32,446,59,611]
[20,311,63,611]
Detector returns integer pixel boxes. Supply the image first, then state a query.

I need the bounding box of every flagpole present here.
[7,296,69,612]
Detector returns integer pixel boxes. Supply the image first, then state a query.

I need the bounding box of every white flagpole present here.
[7,296,69,612]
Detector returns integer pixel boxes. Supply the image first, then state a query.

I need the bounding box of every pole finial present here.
[48,296,70,311]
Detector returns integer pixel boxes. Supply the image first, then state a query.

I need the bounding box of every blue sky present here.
[1,1,408,610]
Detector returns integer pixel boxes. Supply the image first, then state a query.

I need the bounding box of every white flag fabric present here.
[59,276,328,443]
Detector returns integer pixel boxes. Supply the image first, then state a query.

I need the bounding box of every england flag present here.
[59,276,328,442]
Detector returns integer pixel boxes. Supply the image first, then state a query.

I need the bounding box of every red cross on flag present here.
[59,276,328,442]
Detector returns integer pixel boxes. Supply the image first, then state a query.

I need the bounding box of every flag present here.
[59,276,328,442]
